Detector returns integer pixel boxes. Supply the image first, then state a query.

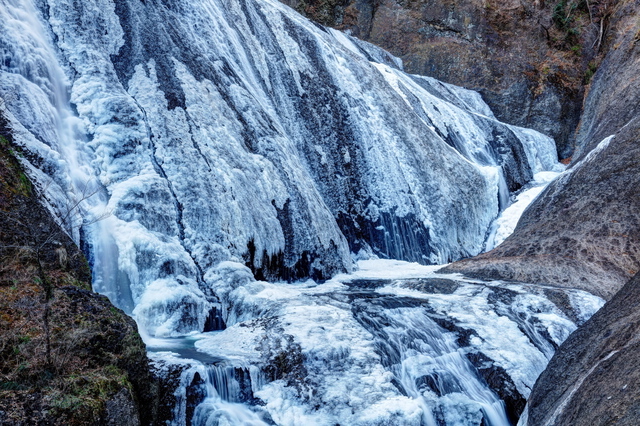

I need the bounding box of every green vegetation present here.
[552,0,590,48]
[584,61,598,84]
[553,0,589,30]
[0,135,31,197]
[553,0,576,30]
[49,366,131,420]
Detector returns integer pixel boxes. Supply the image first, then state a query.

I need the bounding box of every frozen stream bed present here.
[148,260,603,426]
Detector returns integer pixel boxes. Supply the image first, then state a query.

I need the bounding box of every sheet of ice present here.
[337,259,445,281]
[407,74,496,119]
[543,135,615,196]
[569,135,615,174]
[484,134,615,252]
[485,171,563,251]
[569,291,606,323]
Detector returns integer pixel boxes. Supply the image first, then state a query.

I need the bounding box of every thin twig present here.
[596,16,605,52]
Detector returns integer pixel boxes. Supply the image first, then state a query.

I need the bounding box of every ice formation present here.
[148,261,603,425]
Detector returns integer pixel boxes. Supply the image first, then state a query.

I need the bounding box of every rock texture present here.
[281,0,615,157]
[284,1,640,424]
[524,272,640,425]
[442,0,640,300]
[442,118,640,299]
[0,113,170,425]
[573,0,640,159]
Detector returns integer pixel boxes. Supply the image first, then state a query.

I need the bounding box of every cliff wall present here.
[443,0,640,300]
[442,2,640,422]
[525,271,640,425]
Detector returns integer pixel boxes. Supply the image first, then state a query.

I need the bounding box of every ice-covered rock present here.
[183,260,602,425]
[0,0,599,424]
[0,0,561,337]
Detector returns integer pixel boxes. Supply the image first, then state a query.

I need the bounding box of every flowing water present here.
[142,261,603,425]
[0,0,601,424]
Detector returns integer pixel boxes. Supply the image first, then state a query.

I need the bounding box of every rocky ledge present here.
[442,0,640,300]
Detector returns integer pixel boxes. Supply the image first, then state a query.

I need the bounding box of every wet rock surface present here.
[186,372,207,426]
[466,351,525,426]
[149,361,192,425]
[526,272,640,425]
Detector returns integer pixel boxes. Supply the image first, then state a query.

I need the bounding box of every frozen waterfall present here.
[1,0,562,335]
[0,0,592,423]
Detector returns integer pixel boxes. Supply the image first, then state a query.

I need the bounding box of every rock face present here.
[573,0,640,159]
[442,119,640,299]
[442,0,640,300]
[281,0,614,157]
[524,272,640,425]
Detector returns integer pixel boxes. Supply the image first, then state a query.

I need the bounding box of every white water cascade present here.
[0,0,600,424]
[171,261,602,425]
[0,0,135,313]
[191,364,270,425]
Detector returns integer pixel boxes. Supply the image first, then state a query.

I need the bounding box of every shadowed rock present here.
[524,272,640,425]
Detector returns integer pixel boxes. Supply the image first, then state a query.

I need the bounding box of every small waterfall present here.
[89,223,136,313]
[353,298,510,425]
[393,311,508,425]
[483,171,562,252]
[0,0,132,312]
[191,363,270,426]
[159,355,271,426]
[1,0,90,216]
[497,170,511,212]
